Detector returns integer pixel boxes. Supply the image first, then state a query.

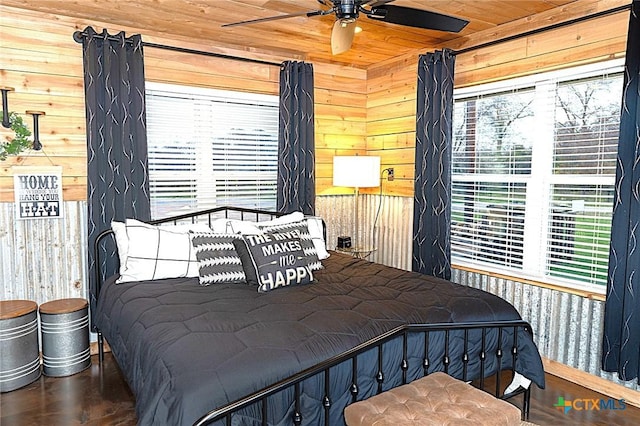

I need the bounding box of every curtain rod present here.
[142,42,282,67]
[73,30,282,67]
[452,3,632,56]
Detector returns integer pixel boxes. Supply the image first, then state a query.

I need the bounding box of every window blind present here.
[547,73,621,286]
[146,83,279,219]
[451,61,623,291]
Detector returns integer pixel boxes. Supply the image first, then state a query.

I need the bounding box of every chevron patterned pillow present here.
[191,233,246,285]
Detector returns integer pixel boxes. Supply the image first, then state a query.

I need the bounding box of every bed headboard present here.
[93,206,283,301]
[91,206,330,330]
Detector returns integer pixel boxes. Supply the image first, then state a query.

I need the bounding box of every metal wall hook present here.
[1,87,15,128]
[26,111,45,150]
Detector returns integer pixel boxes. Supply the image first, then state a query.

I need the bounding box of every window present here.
[145,83,279,219]
[451,61,624,292]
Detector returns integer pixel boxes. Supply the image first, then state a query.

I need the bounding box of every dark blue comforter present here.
[95,251,545,425]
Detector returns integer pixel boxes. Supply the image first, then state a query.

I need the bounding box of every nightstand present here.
[335,247,377,259]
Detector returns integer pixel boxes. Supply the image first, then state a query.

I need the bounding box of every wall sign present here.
[13,166,63,219]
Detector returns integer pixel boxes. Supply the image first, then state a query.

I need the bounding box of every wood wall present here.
[0,5,367,202]
[365,0,630,197]
[1,9,86,202]
[0,1,631,201]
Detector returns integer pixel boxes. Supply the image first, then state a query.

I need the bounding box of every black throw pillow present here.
[233,230,315,292]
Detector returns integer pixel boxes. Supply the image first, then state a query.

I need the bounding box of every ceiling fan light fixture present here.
[223,0,470,54]
[335,0,359,20]
[339,17,356,27]
[331,19,357,55]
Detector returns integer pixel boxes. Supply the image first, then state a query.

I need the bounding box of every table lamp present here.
[333,155,380,248]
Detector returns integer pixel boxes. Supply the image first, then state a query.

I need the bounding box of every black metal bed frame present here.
[92,206,533,426]
[194,321,532,425]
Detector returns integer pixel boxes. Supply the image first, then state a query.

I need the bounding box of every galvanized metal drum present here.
[39,298,91,377]
[0,300,41,392]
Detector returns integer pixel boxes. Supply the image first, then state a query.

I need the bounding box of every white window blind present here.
[145,83,279,219]
[451,61,623,291]
[547,73,620,285]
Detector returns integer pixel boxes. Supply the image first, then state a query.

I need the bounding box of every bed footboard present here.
[195,321,534,426]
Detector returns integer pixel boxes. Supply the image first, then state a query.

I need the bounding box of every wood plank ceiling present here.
[1,0,589,68]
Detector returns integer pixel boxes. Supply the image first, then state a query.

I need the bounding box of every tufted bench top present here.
[344,372,533,426]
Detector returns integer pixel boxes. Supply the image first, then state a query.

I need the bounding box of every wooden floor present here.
[1,353,638,425]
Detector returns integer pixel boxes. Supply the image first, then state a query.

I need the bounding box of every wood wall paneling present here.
[313,62,368,196]
[0,3,632,201]
[365,49,417,198]
[454,12,628,86]
[1,9,87,202]
[364,6,629,199]
[0,5,369,201]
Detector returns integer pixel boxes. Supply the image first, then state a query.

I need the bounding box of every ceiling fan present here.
[222,0,469,55]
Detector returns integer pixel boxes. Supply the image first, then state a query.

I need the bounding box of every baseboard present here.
[543,357,640,408]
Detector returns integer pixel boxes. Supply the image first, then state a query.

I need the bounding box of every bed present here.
[91,206,546,426]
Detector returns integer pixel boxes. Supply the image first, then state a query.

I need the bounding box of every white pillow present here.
[257,211,305,227]
[210,218,262,235]
[305,216,330,260]
[209,212,306,235]
[209,212,330,260]
[111,221,129,276]
[113,219,211,283]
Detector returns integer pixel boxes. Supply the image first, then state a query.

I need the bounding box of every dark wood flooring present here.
[1,353,638,425]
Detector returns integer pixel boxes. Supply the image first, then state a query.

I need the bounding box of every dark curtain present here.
[77,27,150,330]
[602,2,640,383]
[277,61,315,215]
[412,49,456,280]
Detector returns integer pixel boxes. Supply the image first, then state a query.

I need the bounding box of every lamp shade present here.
[333,156,381,188]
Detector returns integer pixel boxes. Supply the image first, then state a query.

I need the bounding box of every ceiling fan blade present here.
[369,5,469,33]
[222,10,324,27]
[331,20,357,55]
[364,0,395,7]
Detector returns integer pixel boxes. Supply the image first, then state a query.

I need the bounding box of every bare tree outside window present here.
[554,75,621,174]
[452,89,534,268]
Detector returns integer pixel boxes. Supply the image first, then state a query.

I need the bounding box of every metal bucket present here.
[40,301,91,377]
[0,301,41,392]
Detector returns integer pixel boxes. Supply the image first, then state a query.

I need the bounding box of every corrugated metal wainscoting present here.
[316,194,413,271]
[0,201,88,304]
[452,268,640,392]
[2,195,637,392]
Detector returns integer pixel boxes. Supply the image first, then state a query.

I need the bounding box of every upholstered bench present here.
[344,372,535,426]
